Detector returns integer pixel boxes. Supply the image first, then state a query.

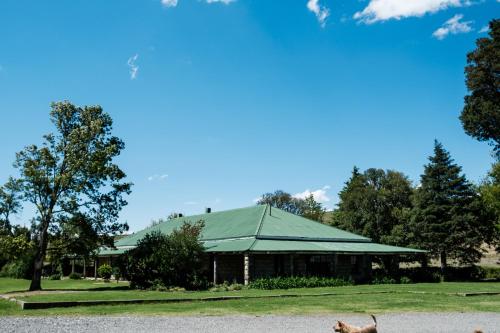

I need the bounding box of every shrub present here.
[69,272,82,280]
[249,276,354,290]
[481,266,500,280]
[400,276,413,284]
[122,221,206,290]
[210,282,244,292]
[371,276,397,285]
[49,273,62,280]
[0,256,35,279]
[98,264,113,281]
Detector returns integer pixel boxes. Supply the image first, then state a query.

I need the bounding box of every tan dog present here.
[333,315,377,333]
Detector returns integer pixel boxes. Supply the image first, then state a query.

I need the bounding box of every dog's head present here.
[333,321,346,332]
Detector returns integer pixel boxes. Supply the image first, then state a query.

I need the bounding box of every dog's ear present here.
[337,321,343,327]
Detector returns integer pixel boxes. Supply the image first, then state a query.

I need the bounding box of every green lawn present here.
[1,278,500,316]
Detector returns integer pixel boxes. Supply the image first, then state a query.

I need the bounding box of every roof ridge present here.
[254,204,268,237]
[248,205,267,251]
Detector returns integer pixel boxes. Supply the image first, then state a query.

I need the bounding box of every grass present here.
[1,278,500,316]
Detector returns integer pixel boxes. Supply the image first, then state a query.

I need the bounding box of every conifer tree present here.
[410,141,488,274]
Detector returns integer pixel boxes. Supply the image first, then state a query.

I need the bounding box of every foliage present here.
[0,226,35,278]
[11,101,131,290]
[0,177,23,235]
[98,264,113,280]
[479,162,500,249]
[460,19,500,157]
[410,141,497,273]
[331,167,413,246]
[257,190,306,216]
[249,276,354,290]
[210,282,244,292]
[301,194,325,222]
[49,273,61,280]
[122,221,207,290]
[257,190,325,222]
[481,266,500,280]
[69,272,82,280]
[0,254,35,279]
[371,276,397,285]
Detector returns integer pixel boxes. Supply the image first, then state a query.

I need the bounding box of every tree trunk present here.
[29,217,50,291]
[440,251,447,279]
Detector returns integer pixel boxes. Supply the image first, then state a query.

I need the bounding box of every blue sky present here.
[0,0,498,231]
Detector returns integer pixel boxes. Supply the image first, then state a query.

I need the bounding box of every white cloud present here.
[148,174,168,181]
[479,25,490,33]
[161,0,178,7]
[354,0,468,24]
[127,54,139,80]
[432,14,473,40]
[293,185,331,203]
[307,0,330,27]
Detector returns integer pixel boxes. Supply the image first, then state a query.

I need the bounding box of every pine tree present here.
[410,141,486,275]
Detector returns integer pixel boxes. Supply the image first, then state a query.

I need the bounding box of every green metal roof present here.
[249,239,425,254]
[100,205,424,256]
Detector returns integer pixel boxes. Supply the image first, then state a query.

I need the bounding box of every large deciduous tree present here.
[331,167,413,246]
[460,19,500,157]
[256,190,325,222]
[410,141,493,275]
[257,190,305,216]
[14,101,131,290]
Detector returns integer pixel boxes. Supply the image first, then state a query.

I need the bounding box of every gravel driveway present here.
[1,313,499,333]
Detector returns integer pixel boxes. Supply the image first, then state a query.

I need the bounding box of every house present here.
[98,205,425,284]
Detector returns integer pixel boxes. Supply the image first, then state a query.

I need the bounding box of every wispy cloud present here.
[161,0,178,7]
[293,185,331,203]
[206,0,236,4]
[432,14,473,40]
[307,0,330,27]
[479,25,490,33]
[161,0,234,6]
[354,0,468,24]
[127,54,139,80]
[148,174,168,182]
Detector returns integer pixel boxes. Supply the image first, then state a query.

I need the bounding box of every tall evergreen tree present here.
[460,19,500,157]
[410,141,488,274]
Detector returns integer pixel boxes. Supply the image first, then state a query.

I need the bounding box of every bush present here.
[122,221,207,290]
[49,273,61,280]
[249,276,354,290]
[0,255,35,279]
[400,276,413,284]
[210,281,244,292]
[371,276,397,284]
[68,272,82,280]
[98,264,112,281]
[481,266,500,280]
